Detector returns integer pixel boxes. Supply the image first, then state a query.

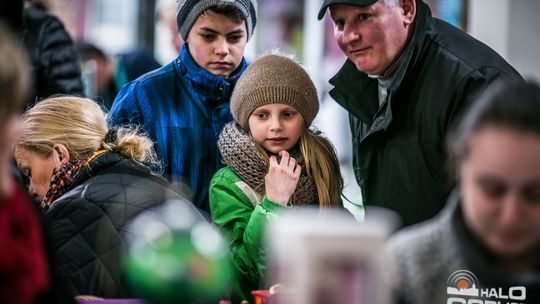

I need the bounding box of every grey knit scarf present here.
[218,122,317,206]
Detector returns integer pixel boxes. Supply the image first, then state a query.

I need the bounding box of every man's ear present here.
[402,0,416,26]
[53,144,70,165]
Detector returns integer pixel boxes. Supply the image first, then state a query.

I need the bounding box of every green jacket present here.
[209,167,291,301]
[329,0,522,226]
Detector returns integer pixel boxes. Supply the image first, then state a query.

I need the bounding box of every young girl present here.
[209,54,344,301]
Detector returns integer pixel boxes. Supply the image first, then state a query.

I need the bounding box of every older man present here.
[318,0,522,225]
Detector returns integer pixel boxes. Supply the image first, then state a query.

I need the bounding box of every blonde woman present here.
[209,54,347,301]
[15,96,199,297]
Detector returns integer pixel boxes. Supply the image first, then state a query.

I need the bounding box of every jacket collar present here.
[71,151,125,186]
[329,0,434,124]
[176,44,247,99]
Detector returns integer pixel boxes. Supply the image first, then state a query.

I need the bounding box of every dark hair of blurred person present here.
[75,41,161,110]
[0,0,83,108]
[388,81,540,304]
[14,95,199,297]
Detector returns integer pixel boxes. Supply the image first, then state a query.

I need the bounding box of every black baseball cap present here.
[317,0,378,20]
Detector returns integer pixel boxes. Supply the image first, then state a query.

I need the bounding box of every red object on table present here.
[251,290,272,304]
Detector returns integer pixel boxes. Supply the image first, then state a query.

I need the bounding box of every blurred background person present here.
[75,41,161,110]
[0,0,83,108]
[15,96,199,297]
[389,81,540,304]
[155,0,184,63]
[0,21,51,304]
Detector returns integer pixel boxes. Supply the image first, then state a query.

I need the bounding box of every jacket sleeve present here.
[37,13,83,98]
[209,171,289,297]
[107,81,148,128]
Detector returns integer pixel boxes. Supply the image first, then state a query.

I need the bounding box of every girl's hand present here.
[265,150,301,206]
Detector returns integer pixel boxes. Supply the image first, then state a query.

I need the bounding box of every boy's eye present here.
[201,33,216,41]
[227,35,242,43]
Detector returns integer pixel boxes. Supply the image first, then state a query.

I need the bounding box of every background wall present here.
[469,0,540,81]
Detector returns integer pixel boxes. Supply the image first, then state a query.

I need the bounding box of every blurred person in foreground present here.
[0,0,83,107]
[15,96,200,297]
[0,21,51,304]
[388,81,540,304]
[108,0,257,214]
[318,0,523,226]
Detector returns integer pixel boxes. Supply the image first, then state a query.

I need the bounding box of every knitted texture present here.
[218,122,317,205]
[176,0,257,41]
[230,54,319,130]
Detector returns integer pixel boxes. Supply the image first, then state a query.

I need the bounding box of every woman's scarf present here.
[41,150,108,210]
[218,122,317,206]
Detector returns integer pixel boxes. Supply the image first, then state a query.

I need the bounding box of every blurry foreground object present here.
[123,199,230,303]
[0,21,50,304]
[388,81,540,303]
[267,207,399,304]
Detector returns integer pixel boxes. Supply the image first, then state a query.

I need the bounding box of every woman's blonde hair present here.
[255,126,343,208]
[16,96,159,167]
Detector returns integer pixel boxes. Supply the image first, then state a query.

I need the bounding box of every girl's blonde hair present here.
[17,96,159,167]
[299,128,343,208]
[255,126,343,208]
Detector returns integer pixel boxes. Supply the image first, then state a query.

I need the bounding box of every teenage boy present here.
[108,0,257,213]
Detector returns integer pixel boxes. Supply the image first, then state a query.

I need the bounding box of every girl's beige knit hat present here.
[230,54,319,130]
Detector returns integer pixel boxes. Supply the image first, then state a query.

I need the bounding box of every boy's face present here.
[186,10,247,77]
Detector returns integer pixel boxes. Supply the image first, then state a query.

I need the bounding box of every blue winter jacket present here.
[108,45,247,212]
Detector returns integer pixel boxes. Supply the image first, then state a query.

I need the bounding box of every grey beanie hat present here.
[230,54,319,130]
[176,0,257,41]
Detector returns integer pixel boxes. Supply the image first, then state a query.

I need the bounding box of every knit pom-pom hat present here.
[176,0,257,41]
[230,54,319,130]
